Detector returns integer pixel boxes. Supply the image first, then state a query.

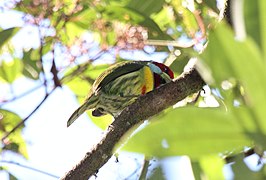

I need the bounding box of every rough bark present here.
[60,67,205,180]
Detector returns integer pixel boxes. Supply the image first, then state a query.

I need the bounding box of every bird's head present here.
[148,61,174,88]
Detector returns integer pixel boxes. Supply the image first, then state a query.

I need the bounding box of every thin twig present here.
[38,26,48,95]
[144,39,195,48]
[50,47,62,87]
[60,48,111,84]
[0,83,43,105]
[139,158,150,180]
[0,160,59,179]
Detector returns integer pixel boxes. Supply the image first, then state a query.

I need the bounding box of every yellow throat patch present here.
[141,66,154,94]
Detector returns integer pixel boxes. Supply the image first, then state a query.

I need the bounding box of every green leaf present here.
[0,59,22,83]
[171,0,198,37]
[181,8,198,37]
[61,22,87,45]
[169,49,192,75]
[0,109,28,158]
[191,161,203,180]
[199,155,225,179]
[204,0,219,12]
[232,155,265,180]
[122,107,250,158]
[69,8,98,29]
[149,164,166,180]
[8,172,18,180]
[244,0,266,57]
[0,28,20,49]
[22,49,41,80]
[151,6,181,39]
[200,22,266,135]
[127,0,164,16]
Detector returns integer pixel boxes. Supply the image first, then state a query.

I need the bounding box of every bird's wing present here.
[93,61,149,92]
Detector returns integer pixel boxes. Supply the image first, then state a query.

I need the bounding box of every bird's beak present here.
[161,72,172,83]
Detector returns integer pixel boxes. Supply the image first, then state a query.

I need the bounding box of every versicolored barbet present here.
[67,60,174,127]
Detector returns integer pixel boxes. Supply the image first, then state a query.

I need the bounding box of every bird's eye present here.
[98,107,104,112]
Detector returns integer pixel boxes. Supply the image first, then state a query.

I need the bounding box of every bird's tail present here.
[67,95,98,127]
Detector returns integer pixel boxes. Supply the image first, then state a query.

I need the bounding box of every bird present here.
[67,60,174,127]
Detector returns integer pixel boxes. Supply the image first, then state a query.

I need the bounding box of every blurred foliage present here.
[0,27,20,49]
[0,110,27,158]
[0,0,266,179]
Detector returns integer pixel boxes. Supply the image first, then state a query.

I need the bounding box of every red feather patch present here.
[141,85,147,95]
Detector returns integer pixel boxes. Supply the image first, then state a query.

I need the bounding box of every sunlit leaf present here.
[199,155,225,179]
[62,22,87,45]
[0,59,22,83]
[122,107,251,158]
[69,8,98,29]
[88,113,113,130]
[181,8,198,37]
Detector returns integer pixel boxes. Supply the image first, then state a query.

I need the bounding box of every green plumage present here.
[67,61,150,127]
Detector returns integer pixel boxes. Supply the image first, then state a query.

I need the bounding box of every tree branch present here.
[60,67,205,179]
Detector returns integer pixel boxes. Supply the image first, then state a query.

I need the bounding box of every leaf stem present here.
[139,158,150,180]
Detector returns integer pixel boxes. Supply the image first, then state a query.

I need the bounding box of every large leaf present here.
[0,28,20,49]
[0,109,28,158]
[122,107,251,158]
[200,22,266,135]
[199,155,225,179]
[244,0,266,57]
